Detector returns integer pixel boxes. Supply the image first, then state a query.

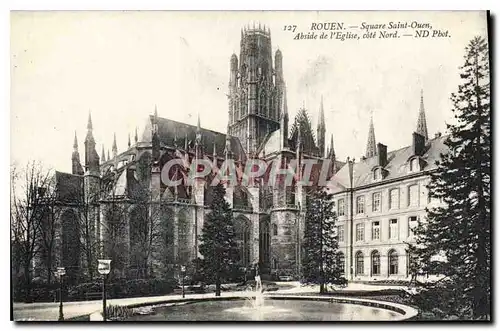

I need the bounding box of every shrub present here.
[105,305,134,321]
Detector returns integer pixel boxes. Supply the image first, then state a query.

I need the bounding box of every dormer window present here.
[373,168,381,181]
[410,158,419,172]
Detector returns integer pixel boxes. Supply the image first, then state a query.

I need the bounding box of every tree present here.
[302,189,343,293]
[10,161,53,301]
[36,176,61,286]
[77,187,100,282]
[413,36,490,319]
[128,188,163,279]
[198,183,238,296]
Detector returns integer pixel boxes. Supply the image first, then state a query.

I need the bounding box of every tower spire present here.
[87,112,93,130]
[84,111,99,173]
[224,124,232,158]
[72,131,84,175]
[134,127,138,143]
[73,131,78,151]
[416,89,429,140]
[101,145,106,162]
[365,113,377,158]
[280,84,289,150]
[328,134,335,159]
[317,95,326,157]
[127,133,131,148]
[112,132,118,158]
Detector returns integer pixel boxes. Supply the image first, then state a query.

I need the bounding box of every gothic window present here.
[259,219,270,265]
[389,250,399,275]
[260,89,267,116]
[272,223,278,236]
[178,211,190,264]
[234,217,251,267]
[371,251,381,276]
[355,251,364,275]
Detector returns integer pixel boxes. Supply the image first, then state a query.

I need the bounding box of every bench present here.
[85,292,103,300]
[173,288,195,295]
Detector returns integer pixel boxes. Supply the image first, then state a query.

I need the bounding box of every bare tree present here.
[11,161,53,300]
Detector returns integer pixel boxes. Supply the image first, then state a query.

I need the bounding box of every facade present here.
[44,25,341,282]
[329,91,448,281]
[37,26,449,284]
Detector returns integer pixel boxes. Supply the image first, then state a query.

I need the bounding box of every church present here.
[46,24,447,283]
[51,24,341,282]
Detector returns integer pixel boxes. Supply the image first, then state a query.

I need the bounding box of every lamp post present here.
[244,267,247,283]
[57,267,66,321]
[98,259,112,321]
[347,157,355,281]
[180,265,186,298]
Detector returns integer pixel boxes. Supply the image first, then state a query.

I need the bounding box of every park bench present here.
[173,288,195,295]
[85,292,103,300]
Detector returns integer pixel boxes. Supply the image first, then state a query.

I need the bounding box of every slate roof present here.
[329,134,449,193]
[140,116,247,161]
[54,171,83,203]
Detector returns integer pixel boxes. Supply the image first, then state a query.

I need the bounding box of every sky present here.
[10,10,488,174]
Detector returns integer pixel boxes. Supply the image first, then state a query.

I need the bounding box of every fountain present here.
[125,265,418,321]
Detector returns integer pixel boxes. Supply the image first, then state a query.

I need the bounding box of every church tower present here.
[228,24,283,156]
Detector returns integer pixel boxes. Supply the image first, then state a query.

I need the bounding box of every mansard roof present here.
[329,134,449,193]
[140,116,247,161]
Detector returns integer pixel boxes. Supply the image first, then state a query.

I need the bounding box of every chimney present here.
[377,143,387,167]
[412,132,426,156]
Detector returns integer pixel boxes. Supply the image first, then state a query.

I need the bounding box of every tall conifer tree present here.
[198,183,238,296]
[302,189,343,293]
[413,36,490,319]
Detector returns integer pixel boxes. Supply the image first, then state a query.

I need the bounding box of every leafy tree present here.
[413,36,490,320]
[302,189,343,293]
[198,183,238,296]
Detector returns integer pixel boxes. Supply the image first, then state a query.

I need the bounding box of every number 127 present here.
[283,25,297,32]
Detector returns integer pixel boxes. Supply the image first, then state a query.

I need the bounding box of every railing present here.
[271,202,299,210]
[233,204,253,212]
[163,196,193,205]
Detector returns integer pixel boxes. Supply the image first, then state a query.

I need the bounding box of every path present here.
[12,282,407,321]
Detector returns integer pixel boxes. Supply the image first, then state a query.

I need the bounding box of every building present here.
[43,25,342,282]
[328,91,448,281]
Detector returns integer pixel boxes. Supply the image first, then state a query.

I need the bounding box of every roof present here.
[55,171,83,203]
[140,116,247,161]
[329,134,449,193]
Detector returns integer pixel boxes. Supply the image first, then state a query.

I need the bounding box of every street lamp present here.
[98,259,112,321]
[244,267,247,283]
[57,267,66,321]
[180,265,186,298]
[347,157,355,282]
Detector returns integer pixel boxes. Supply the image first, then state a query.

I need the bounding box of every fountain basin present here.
[125,295,418,321]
